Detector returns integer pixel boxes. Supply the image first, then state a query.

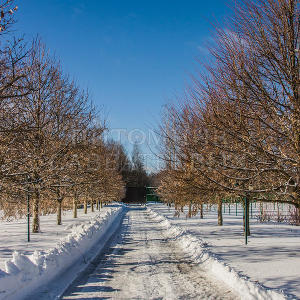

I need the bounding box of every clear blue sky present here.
[14,0,231,171]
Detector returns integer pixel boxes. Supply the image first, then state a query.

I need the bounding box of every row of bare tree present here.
[157,0,300,230]
[0,2,125,232]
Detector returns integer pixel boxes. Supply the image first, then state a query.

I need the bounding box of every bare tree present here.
[0,0,18,34]
[157,0,300,232]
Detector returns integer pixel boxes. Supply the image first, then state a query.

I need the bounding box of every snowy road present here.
[62,207,237,300]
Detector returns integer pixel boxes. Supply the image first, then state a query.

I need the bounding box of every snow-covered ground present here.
[0,206,115,271]
[62,207,238,300]
[0,204,125,300]
[0,202,298,299]
[148,202,300,299]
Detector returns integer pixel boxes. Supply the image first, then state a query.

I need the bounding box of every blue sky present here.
[14,0,231,171]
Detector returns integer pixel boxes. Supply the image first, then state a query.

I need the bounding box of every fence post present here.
[27,187,30,242]
[245,197,248,245]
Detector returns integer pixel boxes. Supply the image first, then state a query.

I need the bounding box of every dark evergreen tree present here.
[130,142,150,187]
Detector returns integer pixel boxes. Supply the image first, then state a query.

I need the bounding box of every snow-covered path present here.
[62,207,236,300]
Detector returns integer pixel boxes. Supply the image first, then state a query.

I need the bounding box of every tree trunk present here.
[243,197,251,236]
[200,203,203,219]
[188,201,192,218]
[84,199,87,214]
[73,197,78,218]
[96,200,99,210]
[218,199,223,226]
[91,199,94,212]
[100,200,103,208]
[57,200,62,225]
[259,202,264,221]
[32,193,40,233]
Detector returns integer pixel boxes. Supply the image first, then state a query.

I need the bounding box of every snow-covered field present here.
[148,202,300,299]
[0,204,125,300]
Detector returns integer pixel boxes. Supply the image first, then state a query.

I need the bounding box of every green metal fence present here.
[146,186,161,202]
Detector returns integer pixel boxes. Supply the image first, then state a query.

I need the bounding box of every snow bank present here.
[147,208,287,300]
[0,205,125,300]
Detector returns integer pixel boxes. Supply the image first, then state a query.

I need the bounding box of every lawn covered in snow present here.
[148,202,300,299]
[0,203,125,299]
[0,206,114,271]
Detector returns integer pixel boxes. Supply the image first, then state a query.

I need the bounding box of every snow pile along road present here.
[0,205,125,300]
[147,208,287,300]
